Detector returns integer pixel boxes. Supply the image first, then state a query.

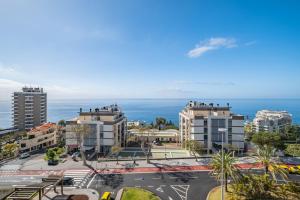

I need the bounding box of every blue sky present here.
[0,0,300,100]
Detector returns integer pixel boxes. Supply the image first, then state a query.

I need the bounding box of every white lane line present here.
[152,177,161,179]
[87,174,97,188]
[148,185,154,188]
[134,178,144,181]
[135,185,141,187]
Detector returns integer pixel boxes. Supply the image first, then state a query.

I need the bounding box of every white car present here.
[20,152,30,159]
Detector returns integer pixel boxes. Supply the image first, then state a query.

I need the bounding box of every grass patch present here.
[207,186,243,200]
[121,187,160,200]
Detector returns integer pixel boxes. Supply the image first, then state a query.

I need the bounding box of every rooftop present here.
[79,104,123,115]
[183,101,231,111]
[29,122,56,133]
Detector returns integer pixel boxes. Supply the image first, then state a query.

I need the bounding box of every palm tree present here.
[71,124,90,166]
[254,145,288,182]
[210,151,240,192]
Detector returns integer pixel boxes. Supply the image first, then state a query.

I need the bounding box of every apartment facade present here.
[179,101,245,152]
[253,110,292,133]
[65,104,127,155]
[19,123,57,153]
[12,87,47,131]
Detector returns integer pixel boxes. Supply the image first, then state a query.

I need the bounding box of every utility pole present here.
[218,128,227,200]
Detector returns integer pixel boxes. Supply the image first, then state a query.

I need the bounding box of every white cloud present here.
[187,37,237,58]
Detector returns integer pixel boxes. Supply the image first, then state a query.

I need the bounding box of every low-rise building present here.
[65,104,127,155]
[253,110,292,133]
[129,128,179,143]
[19,123,57,153]
[179,101,245,152]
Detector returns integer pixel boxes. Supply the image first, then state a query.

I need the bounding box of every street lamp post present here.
[218,128,227,200]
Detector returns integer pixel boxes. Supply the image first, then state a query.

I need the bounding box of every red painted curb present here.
[0,163,264,175]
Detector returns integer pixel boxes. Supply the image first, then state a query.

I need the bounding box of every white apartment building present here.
[179,101,245,152]
[65,104,127,155]
[19,123,57,153]
[253,110,292,133]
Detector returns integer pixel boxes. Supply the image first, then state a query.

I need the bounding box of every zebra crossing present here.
[63,169,93,188]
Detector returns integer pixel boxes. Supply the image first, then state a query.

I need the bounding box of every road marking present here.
[152,177,161,179]
[87,173,97,188]
[168,197,173,200]
[12,185,26,187]
[135,185,141,187]
[134,177,144,181]
[156,186,164,192]
[171,185,189,200]
[148,185,154,188]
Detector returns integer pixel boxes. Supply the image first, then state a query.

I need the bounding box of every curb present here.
[115,188,124,200]
[206,186,220,200]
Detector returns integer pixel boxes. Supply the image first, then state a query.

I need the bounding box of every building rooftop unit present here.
[79,104,124,116]
[184,101,231,111]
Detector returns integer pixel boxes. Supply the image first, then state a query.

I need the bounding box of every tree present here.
[185,140,205,161]
[71,124,90,166]
[45,148,57,161]
[285,144,300,157]
[210,151,240,192]
[111,145,122,164]
[252,131,284,149]
[283,125,300,142]
[232,174,275,199]
[139,127,153,163]
[155,117,167,130]
[57,119,66,127]
[254,145,288,182]
[3,143,18,157]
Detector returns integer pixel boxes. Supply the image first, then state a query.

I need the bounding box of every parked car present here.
[48,159,59,165]
[100,192,111,200]
[58,177,74,185]
[20,153,30,159]
[289,166,300,174]
[268,164,289,172]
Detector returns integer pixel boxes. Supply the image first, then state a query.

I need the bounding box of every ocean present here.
[1,98,300,129]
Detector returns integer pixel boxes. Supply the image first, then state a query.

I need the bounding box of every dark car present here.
[48,159,59,165]
[58,177,74,186]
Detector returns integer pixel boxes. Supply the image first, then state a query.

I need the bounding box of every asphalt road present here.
[88,171,218,200]
[0,175,44,187]
[0,153,42,170]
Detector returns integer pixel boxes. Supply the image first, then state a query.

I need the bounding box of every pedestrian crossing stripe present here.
[170,185,189,200]
[63,170,93,188]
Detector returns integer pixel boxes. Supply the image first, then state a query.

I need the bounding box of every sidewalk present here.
[18,156,259,171]
[42,188,99,200]
[0,160,263,176]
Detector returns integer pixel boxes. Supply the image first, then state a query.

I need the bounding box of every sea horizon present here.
[1,98,300,129]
